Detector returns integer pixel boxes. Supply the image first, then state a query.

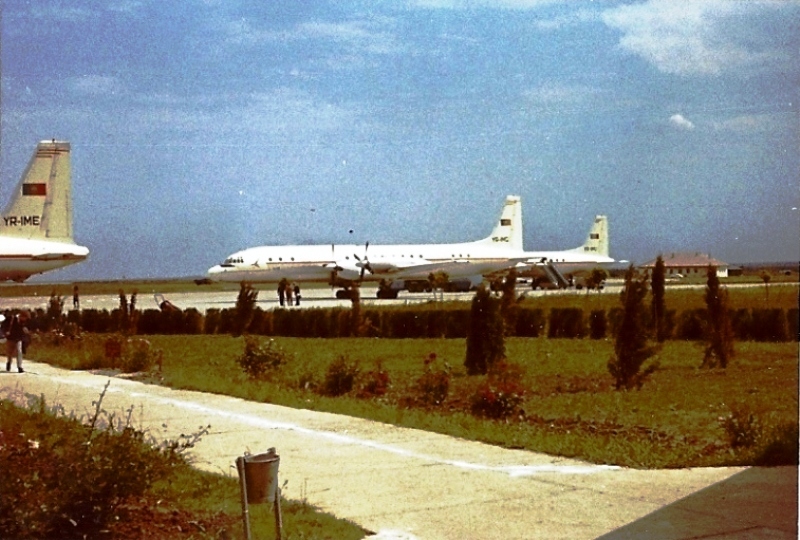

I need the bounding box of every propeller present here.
[353,241,373,280]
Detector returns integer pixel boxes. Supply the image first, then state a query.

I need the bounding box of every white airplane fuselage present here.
[209,196,614,290]
[209,241,521,284]
[0,237,89,282]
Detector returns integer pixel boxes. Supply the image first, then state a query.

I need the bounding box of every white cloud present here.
[669,114,695,130]
[601,0,785,76]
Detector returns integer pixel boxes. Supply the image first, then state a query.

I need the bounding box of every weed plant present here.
[0,388,367,540]
[237,335,290,380]
[0,385,204,539]
[321,355,361,396]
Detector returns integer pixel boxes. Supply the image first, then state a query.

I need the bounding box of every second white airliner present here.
[208,195,613,298]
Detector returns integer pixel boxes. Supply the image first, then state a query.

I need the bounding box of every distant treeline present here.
[23,305,800,342]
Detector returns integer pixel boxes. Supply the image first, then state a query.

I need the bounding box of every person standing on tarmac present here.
[277,278,288,307]
[4,311,29,373]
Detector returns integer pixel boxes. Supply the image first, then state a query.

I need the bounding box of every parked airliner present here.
[0,140,89,281]
[208,195,612,298]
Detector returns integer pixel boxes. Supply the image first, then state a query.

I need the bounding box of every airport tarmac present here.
[2,363,796,539]
[0,283,626,314]
[0,280,788,316]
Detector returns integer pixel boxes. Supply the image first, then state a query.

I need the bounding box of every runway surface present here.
[0,283,625,314]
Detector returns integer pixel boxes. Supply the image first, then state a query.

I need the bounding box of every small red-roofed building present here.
[640,252,730,278]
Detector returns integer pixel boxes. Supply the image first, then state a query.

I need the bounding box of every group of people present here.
[1,311,30,373]
[277,279,301,307]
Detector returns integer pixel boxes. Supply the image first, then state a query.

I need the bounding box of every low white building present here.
[640,252,730,278]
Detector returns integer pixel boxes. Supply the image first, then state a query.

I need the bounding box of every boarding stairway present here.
[535,260,571,289]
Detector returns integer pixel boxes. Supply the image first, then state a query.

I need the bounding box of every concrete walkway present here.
[2,362,796,539]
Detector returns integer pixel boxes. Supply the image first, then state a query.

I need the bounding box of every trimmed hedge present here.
[548,308,586,339]
[27,306,798,341]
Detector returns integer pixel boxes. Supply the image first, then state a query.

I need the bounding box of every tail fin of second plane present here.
[477,195,524,251]
[571,215,609,258]
[1,140,75,242]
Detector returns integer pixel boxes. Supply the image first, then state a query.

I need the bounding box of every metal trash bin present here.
[242,449,280,504]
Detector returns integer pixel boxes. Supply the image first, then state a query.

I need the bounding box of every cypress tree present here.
[703,265,734,368]
[651,255,667,342]
[233,281,258,336]
[465,284,505,375]
[608,266,658,389]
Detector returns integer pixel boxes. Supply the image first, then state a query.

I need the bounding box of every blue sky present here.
[2,0,798,281]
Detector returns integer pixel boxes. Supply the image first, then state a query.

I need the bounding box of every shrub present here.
[414,353,451,407]
[0,387,202,539]
[120,338,159,373]
[755,422,799,466]
[470,361,526,419]
[357,361,391,398]
[515,308,545,337]
[720,405,799,465]
[470,380,526,420]
[720,404,762,448]
[320,355,360,396]
[236,336,290,380]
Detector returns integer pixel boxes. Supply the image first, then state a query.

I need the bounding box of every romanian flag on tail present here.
[23,183,47,196]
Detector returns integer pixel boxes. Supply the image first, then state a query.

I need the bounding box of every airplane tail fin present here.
[571,215,609,258]
[478,195,524,251]
[1,140,75,242]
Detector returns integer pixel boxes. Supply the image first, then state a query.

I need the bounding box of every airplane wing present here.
[371,257,530,281]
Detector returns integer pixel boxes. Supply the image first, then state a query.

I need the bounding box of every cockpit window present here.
[223,257,244,265]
